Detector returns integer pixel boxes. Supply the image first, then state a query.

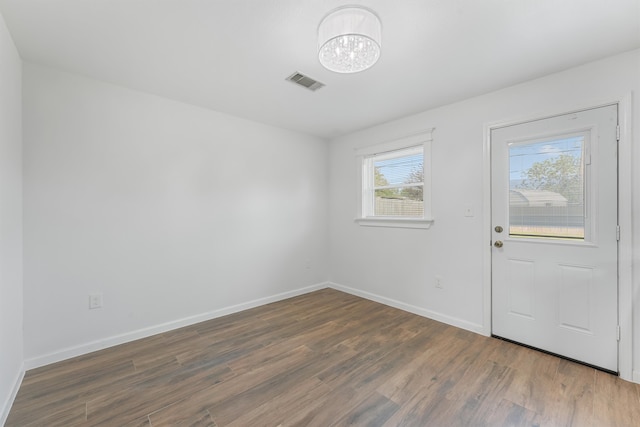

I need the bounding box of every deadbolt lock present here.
[494,226,503,233]
[494,240,504,248]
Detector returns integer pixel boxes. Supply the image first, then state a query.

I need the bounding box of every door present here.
[491,105,618,372]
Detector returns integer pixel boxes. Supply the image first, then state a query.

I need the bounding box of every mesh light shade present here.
[318,6,381,73]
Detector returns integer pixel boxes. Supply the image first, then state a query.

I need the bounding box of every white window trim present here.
[355,129,434,229]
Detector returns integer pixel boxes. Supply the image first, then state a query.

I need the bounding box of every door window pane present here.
[509,135,585,239]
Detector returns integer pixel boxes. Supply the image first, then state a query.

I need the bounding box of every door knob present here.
[494,240,503,248]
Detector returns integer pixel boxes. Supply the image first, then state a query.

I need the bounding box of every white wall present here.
[22,63,329,366]
[0,9,23,425]
[329,50,640,371]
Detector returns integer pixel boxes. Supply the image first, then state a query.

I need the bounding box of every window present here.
[356,129,434,228]
[509,132,588,240]
[365,146,424,217]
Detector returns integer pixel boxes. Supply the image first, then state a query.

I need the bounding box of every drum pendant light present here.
[318,6,382,73]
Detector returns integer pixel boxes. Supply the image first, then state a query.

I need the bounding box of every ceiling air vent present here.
[286,72,325,91]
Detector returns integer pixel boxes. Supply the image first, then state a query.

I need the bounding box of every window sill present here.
[354,217,434,229]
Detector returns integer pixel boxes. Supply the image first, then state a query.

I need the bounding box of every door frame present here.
[482,94,633,381]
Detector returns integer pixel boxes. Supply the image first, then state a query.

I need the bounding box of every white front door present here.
[491,105,618,372]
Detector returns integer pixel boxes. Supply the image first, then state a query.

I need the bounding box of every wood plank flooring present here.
[7,288,640,426]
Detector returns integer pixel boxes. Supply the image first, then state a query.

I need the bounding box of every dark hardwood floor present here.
[7,288,640,426]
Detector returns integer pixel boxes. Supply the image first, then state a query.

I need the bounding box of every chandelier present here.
[318,6,382,73]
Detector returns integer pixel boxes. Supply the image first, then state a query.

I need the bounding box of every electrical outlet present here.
[435,275,443,289]
[464,207,474,217]
[89,293,103,309]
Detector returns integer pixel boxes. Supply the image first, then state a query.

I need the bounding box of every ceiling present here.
[1,0,639,139]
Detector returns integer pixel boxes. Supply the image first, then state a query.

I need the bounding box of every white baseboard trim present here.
[24,282,329,371]
[1,363,25,426]
[329,282,485,335]
[633,370,640,384]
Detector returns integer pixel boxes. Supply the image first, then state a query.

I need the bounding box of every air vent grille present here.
[286,72,325,91]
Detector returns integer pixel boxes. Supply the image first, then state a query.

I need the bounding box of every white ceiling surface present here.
[1,0,639,139]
